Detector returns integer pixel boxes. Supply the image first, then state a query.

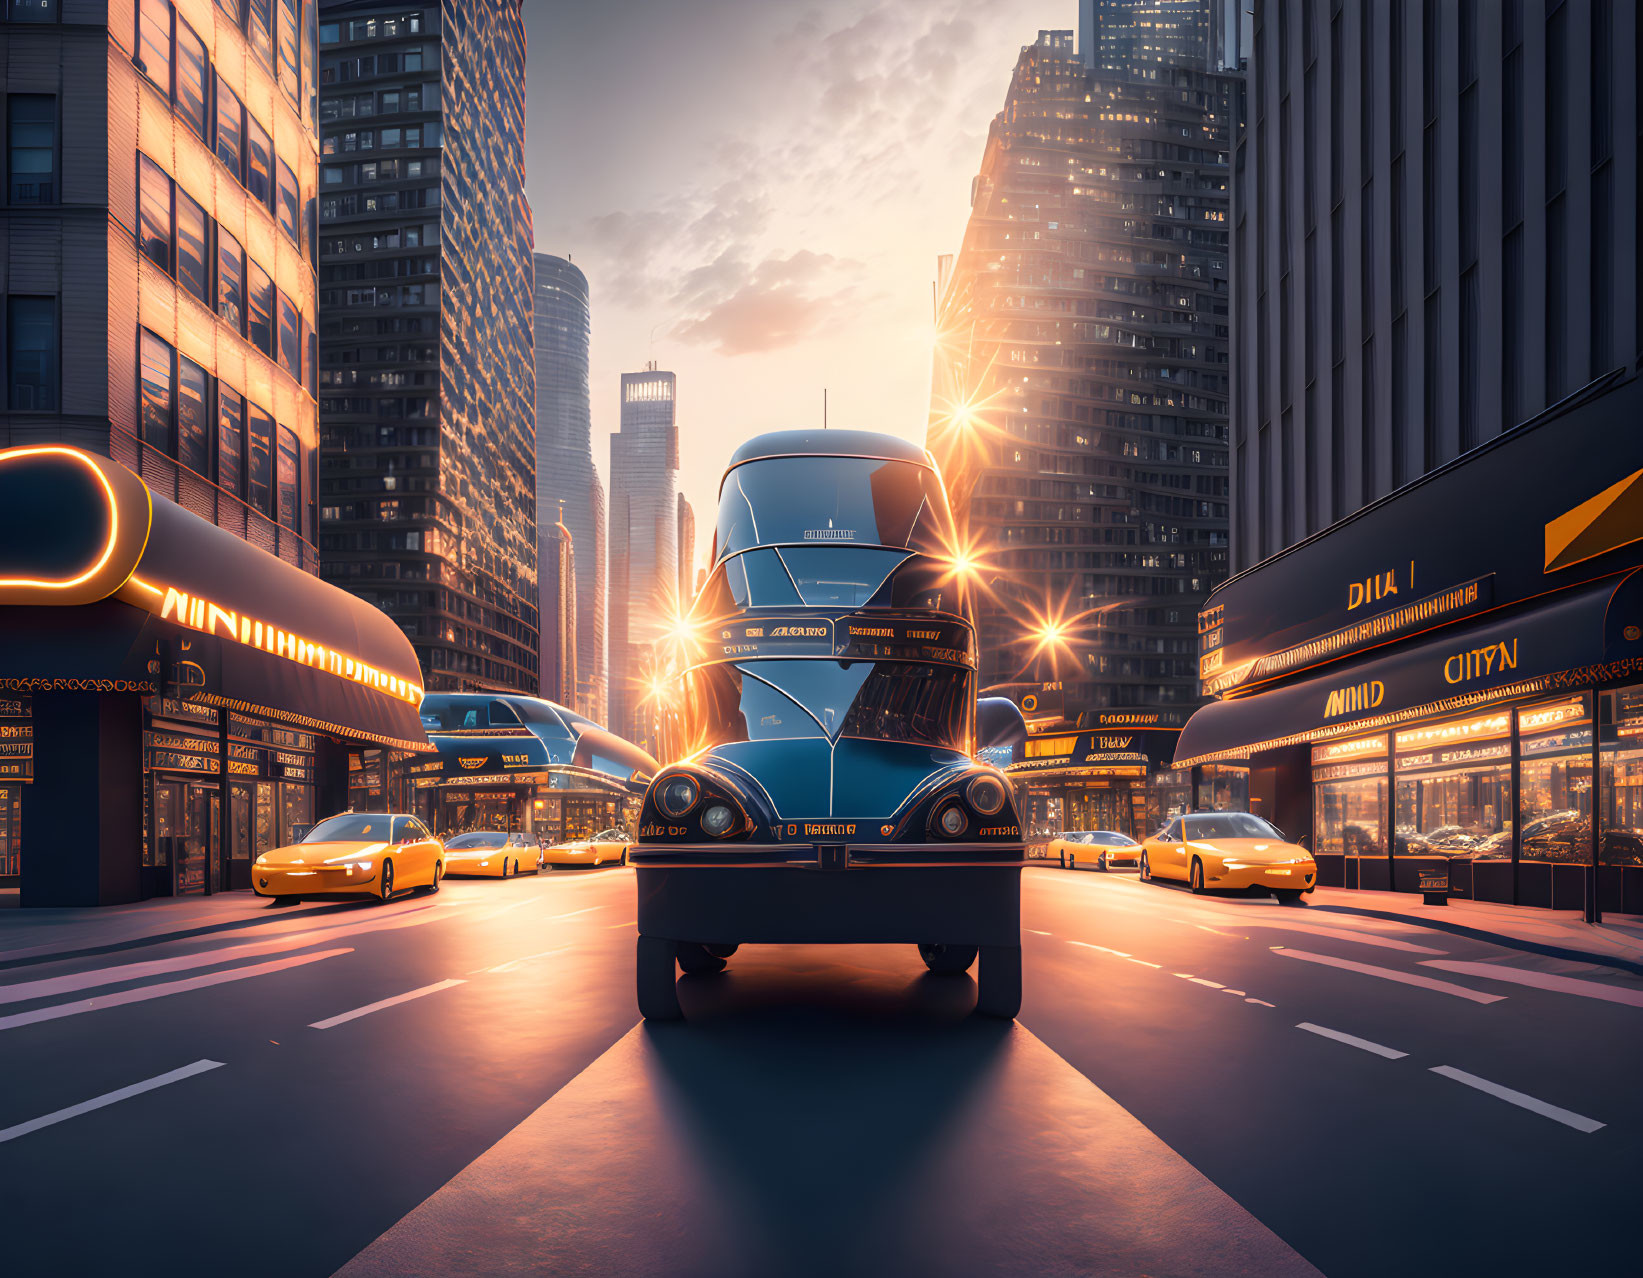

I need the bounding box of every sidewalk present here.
[0,888,369,970]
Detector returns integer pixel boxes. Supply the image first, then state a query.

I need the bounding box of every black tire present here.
[676,942,728,975]
[1190,858,1206,894]
[975,945,1022,1019]
[703,943,738,959]
[377,858,395,902]
[636,935,683,1020]
[1067,856,1076,871]
[1097,852,1109,872]
[918,942,979,973]
[1139,851,1151,882]
[419,861,442,895]
[1274,887,1305,904]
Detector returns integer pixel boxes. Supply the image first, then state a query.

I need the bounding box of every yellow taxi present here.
[544,827,630,868]
[1046,829,1143,871]
[442,830,543,878]
[1139,812,1316,902]
[253,813,443,902]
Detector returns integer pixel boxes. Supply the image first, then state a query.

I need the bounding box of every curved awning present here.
[0,446,429,750]
[1175,570,1643,766]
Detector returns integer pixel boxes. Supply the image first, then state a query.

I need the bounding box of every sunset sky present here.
[524,0,1070,578]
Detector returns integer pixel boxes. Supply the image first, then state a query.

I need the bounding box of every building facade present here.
[607,364,678,749]
[538,503,575,706]
[0,4,430,904]
[316,1,539,694]
[677,492,694,603]
[532,252,605,723]
[928,22,1235,838]
[1229,0,1641,572]
[1182,0,1643,915]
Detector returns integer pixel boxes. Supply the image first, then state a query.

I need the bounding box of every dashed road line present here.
[1070,941,1130,957]
[549,907,608,921]
[1188,977,1226,988]
[484,947,568,974]
[1270,946,1505,1003]
[1025,929,1053,936]
[1245,998,1276,1007]
[0,1059,225,1145]
[1430,1066,1605,1133]
[1297,1022,1408,1059]
[309,978,466,1030]
[1419,961,1643,1007]
[1127,958,1162,968]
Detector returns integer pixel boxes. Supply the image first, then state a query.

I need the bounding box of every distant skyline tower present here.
[316,2,539,694]
[532,253,606,723]
[539,504,577,706]
[677,493,696,605]
[608,365,679,749]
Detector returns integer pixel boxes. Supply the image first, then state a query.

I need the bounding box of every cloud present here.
[669,249,861,355]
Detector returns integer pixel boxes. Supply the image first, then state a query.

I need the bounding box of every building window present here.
[276,0,300,103]
[277,291,300,380]
[7,0,57,20]
[174,15,208,139]
[136,0,172,93]
[276,159,300,244]
[175,184,209,304]
[216,0,242,22]
[138,153,172,272]
[7,95,54,205]
[247,0,274,68]
[247,259,274,356]
[217,227,244,331]
[277,424,300,532]
[214,76,242,178]
[247,400,274,516]
[6,295,56,410]
[217,384,243,497]
[177,354,210,476]
[139,329,174,453]
[245,112,272,207]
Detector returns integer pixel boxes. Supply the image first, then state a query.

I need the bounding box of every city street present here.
[2,867,1639,1277]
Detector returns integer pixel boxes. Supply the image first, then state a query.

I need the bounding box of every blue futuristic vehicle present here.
[631,429,1025,1019]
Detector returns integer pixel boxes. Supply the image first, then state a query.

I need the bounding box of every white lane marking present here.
[1025,929,1053,936]
[485,947,568,974]
[1297,1022,1408,1059]
[1196,924,1239,938]
[1270,947,1505,1003]
[1222,988,1246,996]
[310,978,466,1030]
[1127,958,1162,968]
[1189,977,1226,989]
[1245,998,1276,1007]
[1239,921,1447,954]
[0,1059,225,1145]
[1429,1066,1605,1133]
[1070,941,1131,957]
[1419,961,1643,1007]
[0,949,353,1032]
[605,919,637,929]
[549,907,607,921]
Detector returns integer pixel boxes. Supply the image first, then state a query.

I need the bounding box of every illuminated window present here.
[214,75,242,177]
[245,112,272,206]
[177,355,210,476]
[6,295,56,411]
[277,291,300,380]
[7,0,57,20]
[277,0,300,103]
[247,0,274,67]
[138,154,171,272]
[8,95,55,204]
[140,329,173,453]
[247,400,274,516]
[136,0,171,94]
[217,384,243,497]
[277,424,300,532]
[247,259,274,356]
[174,16,207,139]
[217,227,244,331]
[175,184,209,304]
[277,159,300,243]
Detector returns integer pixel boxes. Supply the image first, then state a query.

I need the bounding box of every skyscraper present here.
[532,253,606,723]
[608,365,678,747]
[316,2,539,694]
[677,493,695,604]
[538,504,577,706]
[928,19,1235,833]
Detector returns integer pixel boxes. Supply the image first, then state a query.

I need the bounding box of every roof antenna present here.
[823,387,828,429]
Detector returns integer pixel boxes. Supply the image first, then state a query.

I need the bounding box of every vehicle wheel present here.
[1190,858,1206,894]
[621,849,629,866]
[636,935,683,1020]
[1274,888,1305,904]
[377,858,395,902]
[975,945,1022,1019]
[918,942,979,973]
[1097,853,1109,872]
[676,942,728,975]
[1139,851,1152,882]
[419,861,442,894]
[703,944,738,959]
[1067,855,1076,871]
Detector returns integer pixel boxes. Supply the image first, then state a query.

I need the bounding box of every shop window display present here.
[1312,735,1388,889]
[1392,713,1512,899]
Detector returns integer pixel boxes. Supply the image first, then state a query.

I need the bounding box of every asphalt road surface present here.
[2,865,1638,1277]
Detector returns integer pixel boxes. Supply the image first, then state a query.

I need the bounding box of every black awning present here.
[1175,571,1643,765]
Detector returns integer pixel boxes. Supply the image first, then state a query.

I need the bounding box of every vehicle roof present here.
[723,429,930,475]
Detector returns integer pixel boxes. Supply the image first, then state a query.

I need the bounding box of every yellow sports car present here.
[1139,812,1317,902]
[1047,829,1143,871]
[442,830,543,877]
[544,827,631,868]
[253,813,444,902]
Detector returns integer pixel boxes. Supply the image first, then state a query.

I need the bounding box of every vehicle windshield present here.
[1075,831,1137,846]
[445,832,508,849]
[716,457,952,560]
[1183,813,1283,841]
[686,658,971,751]
[302,814,391,843]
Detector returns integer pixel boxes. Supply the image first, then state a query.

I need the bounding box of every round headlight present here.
[939,806,968,837]
[967,775,1006,816]
[657,775,699,817]
[701,804,736,837]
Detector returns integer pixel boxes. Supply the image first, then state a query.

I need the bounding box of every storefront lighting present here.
[1394,712,1511,752]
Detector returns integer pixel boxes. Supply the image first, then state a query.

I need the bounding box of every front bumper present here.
[633,842,1023,946]
[1208,863,1317,891]
[544,846,609,865]
[253,865,378,896]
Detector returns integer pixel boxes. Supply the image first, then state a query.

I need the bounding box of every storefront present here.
[408,692,656,844]
[1178,366,1643,914]
[0,446,429,905]
[1006,712,1187,841]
